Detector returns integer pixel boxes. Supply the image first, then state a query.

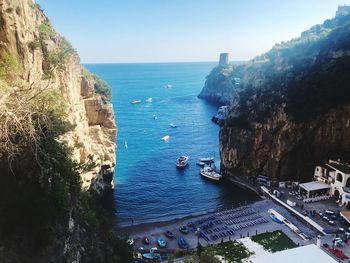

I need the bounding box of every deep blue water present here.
[85,62,258,226]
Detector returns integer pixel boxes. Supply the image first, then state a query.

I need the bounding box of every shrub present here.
[92,74,112,103]
[39,23,55,39]
[0,52,21,82]
[42,37,76,78]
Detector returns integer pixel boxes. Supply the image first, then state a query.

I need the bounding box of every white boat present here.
[169,123,177,128]
[200,166,222,181]
[164,84,173,89]
[146,97,153,103]
[124,140,128,150]
[199,157,214,163]
[161,135,170,142]
[153,114,157,120]
[196,161,206,167]
[176,156,189,169]
[131,100,141,104]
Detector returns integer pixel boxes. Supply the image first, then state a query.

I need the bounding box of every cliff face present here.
[216,12,350,182]
[198,64,237,105]
[0,0,117,192]
[0,1,126,262]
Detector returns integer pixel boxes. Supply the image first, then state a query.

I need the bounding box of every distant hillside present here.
[211,9,350,181]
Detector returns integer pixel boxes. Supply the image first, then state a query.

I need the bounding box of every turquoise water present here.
[85,63,258,226]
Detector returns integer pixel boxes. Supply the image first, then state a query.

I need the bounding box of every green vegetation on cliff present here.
[227,13,350,125]
[217,11,350,182]
[0,2,128,261]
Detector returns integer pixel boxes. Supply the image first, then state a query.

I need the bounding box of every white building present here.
[313,159,350,205]
[336,5,350,16]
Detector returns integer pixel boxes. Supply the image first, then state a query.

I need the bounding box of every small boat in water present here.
[200,166,222,181]
[176,156,189,169]
[161,135,170,142]
[153,114,157,120]
[165,230,176,239]
[124,140,128,150]
[169,123,177,128]
[164,84,173,89]
[199,157,214,163]
[146,97,153,103]
[179,226,189,234]
[196,161,206,167]
[131,100,141,104]
[142,252,161,260]
[178,236,189,249]
[157,237,167,248]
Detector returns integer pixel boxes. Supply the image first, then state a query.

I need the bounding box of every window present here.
[337,173,343,183]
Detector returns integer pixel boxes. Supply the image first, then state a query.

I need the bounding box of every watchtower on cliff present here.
[219,53,229,66]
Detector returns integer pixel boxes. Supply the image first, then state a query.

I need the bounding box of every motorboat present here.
[176,156,189,169]
[169,123,177,128]
[142,237,150,245]
[146,97,153,103]
[178,237,189,249]
[153,114,157,120]
[179,226,189,234]
[161,135,170,142]
[196,161,206,167]
[199,157,214,163]
[165,230,176,239]
[142,252,161,260]
[200,166,222,181]
[130,100,141,104]
[164,84,173,89]
[157,237,167,248]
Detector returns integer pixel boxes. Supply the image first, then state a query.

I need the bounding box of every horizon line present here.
[82,60,247,65]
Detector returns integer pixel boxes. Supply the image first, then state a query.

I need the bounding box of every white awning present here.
[299,181,330,192]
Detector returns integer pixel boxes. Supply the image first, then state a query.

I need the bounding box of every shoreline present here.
[117,199,259,233]
[117,175,263,231]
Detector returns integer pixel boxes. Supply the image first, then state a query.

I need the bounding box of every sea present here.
[85,62,259,227]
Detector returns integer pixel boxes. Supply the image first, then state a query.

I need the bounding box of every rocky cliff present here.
[0,1,130,262]
[210,11,350,182]
[0,0,117,192]
[198,64,237,105]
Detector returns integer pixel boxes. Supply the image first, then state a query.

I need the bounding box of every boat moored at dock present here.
[200,166,222,181]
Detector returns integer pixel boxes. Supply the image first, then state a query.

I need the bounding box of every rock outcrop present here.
[0,0,117,192]
[211,12,350,182]
[198,64,237,105]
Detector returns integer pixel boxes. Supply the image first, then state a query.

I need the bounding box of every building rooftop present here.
[299,181,330,192]
[252,244,337,263]
[327,162,350,174]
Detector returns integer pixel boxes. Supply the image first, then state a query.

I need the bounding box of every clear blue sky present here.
[37,0,350,63]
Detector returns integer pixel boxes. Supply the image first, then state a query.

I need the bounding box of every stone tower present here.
[219,53,229,66]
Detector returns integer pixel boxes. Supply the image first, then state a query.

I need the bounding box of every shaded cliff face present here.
[217,13,350,181]
[0,0,117,192]
[0,1,128,262]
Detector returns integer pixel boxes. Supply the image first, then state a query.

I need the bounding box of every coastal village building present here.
[312,160,350,206]
[336,5,350,16]
[219,53,229,66]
